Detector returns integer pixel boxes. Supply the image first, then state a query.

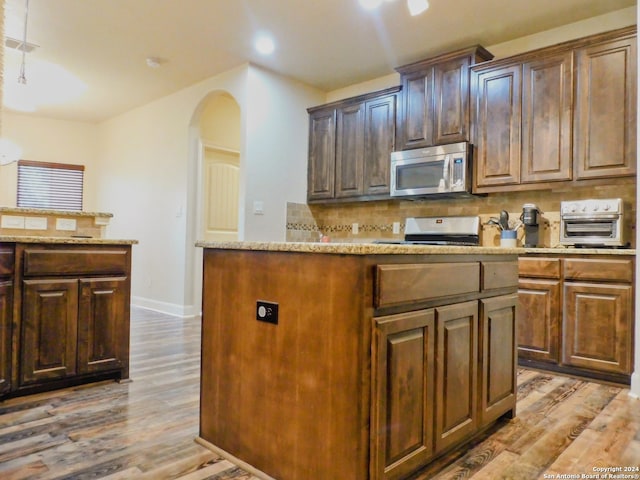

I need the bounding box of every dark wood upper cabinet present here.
[472,64,522,188]
[336,102,365,198]
[521,52,573,183]
[574,34,637,180]
[364,94,396,195]
[307,107,336,201]
[396,46,493,151]
[472,26,636,193]
[308,87,398,203]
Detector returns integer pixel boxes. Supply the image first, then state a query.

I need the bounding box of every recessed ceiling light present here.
[407,0,429,16]
[255,34,275,55]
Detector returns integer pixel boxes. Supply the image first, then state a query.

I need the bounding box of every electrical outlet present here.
[256,300,278,325]
[25,217,48,230]
[352,223,359,234]
[56,218,77,231]
[1,215,25,229]
[392,222,400,234]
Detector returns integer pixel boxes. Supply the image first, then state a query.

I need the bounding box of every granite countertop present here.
[522,246,636,255]
[195,241,520,255]
[0,207,113,218]
[0,235,137,245]
[196,241,635,256]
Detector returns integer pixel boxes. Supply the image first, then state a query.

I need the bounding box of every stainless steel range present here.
[382,216,481,246]
[560,198,626,247]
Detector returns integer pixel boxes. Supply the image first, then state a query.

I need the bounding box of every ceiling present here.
[2,0,637,123]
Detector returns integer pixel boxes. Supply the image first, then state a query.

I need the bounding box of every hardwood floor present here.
[0,307,638,480]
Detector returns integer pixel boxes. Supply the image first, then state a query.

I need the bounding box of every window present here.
[17,160,85,211]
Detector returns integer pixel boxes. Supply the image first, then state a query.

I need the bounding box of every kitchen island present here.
[0,236,137,399]
[196,241,519,480]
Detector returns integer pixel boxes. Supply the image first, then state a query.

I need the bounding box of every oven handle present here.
[561,214,620,220]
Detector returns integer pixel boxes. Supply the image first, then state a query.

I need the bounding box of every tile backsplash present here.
[286,183,636,248]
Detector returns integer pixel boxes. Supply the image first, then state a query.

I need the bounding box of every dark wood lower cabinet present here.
[78,277,129,376]
[200,249,518,480]
[0,280,12,395]
[518,255,634,384]
[517,278,561,363]
[371,297,517,480]
[479,295,518,426]
[21,279,79,385]
[372,310,436,480]
[434,301,478,453]
[0,242,133,399]
[563,281,632,375]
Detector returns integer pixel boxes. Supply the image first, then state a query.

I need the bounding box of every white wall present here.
[0,112,100,210]
[243,65,321,241]
[94,64,324,316]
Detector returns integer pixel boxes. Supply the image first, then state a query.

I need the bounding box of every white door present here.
[203,146,240,242]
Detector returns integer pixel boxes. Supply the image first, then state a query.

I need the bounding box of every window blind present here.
[17,160,85,211]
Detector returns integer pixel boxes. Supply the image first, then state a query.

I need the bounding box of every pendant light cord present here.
[18,0,30,85]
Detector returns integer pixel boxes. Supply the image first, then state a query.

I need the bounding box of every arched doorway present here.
[187,91,242,316]
[199,94,241,241]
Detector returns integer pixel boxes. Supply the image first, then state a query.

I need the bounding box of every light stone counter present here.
[0,207,113,218]
[522,247,635,256]
[195,240,520,255]
[0,235,137,245]
[196,241,635,256]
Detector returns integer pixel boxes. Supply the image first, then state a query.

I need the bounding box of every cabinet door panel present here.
[307,109,336,200]
[521,53,572,183]
[517,278,561,363]
[372,310,435,480]
[336,102,365,198]
[472,65,521,187]
[0,281,12,395]
[435,301,478,453]
[78,277,128,375]
[364,95,395,195]
[479,295,517,426]
[574,37,637,179]
[398,70,434,150]
[434,56,470,145]
[563,282,632,374]
[21,279,78,385]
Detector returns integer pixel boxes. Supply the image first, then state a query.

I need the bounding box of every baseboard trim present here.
[131,296,199,319]
[630,372,640,398]
[194,437,277,480]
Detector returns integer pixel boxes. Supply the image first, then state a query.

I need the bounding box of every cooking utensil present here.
[499,210,510,230]
[486,218,502,229]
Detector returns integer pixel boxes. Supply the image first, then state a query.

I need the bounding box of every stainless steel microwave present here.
[390,141,472,198]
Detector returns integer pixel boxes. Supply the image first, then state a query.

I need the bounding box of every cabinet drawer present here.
[0,247,14,276]
[375,262,479,308]
[482,261,518,291]
[563,258,633,283]
[518,257,561,279]
[23,249,129,276]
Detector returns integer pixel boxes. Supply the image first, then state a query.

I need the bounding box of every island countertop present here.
[0,235,138,245]
[195,240,634,256]
[195,240,520,255]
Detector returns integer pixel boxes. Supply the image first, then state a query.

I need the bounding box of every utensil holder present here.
[500,230,517,247]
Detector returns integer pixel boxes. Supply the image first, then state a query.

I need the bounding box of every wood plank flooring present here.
[0,307,638,480]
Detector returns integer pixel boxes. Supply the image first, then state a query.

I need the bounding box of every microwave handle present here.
[443,155,450,187]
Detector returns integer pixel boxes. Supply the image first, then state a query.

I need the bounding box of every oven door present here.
[560,215,623,246]
[390,154,450,197]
